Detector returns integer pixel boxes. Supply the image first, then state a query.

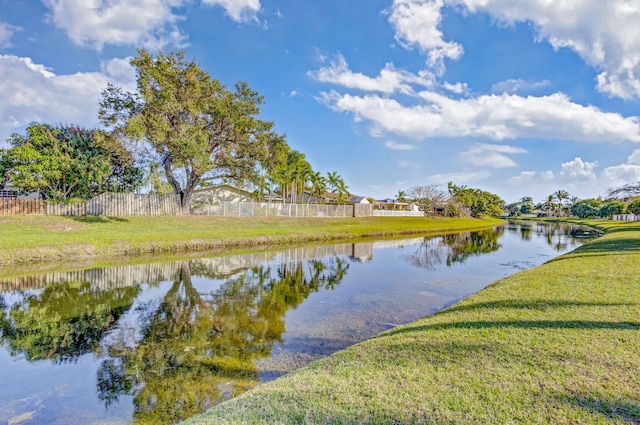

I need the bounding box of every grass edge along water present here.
[182,219,640,425]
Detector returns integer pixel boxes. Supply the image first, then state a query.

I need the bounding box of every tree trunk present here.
[180,190,193,215]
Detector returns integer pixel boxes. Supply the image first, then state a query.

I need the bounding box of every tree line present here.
[2,48,638,218]
[0,50,348,214]
[505,188,640,219]
[393,183,505,218]
[392,183,640,219]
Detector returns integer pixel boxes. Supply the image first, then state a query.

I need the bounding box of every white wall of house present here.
[612,214,639,221]
[192,184,252,205]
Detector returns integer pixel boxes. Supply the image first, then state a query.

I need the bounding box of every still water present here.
[0,221,595,424]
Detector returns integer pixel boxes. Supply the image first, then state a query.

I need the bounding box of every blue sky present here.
[1,0,640,204]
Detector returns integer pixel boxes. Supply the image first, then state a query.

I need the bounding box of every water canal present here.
[0,221,596,424]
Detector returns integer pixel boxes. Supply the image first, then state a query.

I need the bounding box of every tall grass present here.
[183,220,640,425]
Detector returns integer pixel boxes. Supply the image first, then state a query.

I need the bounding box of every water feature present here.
[0,221,595,424]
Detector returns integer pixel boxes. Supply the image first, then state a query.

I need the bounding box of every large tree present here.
[407,184,447,215]
[0,123,142,201]
[100,49,279,214]
[447,182,504,217]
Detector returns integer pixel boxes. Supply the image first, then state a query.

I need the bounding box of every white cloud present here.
[559,157,599,180]
[385,140,416,150]
[460,143,527,168]
[202,0,261,23]
[442,82,469,95]
[42,0,187,50]
[0,22,21,48]
[491,79,551,94]
[320,90,640,143]
[309,54,434,95]
[601,149,640,187]
[440,0,640,99]
[506,151,640,202]
[0,55,135,144]
[628,149,640,166]
[41,0,261,50]
[388,0,463,73]
[394,0,640,99]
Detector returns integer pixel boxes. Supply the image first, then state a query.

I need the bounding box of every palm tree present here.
[308,171,327,204]
[327,171,343,193]
[546,194,555,217]
[336,178,349,204]
[396,190,408,203]
[553,189,570,217]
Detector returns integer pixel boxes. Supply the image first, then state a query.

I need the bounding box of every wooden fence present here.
[0,193,182,217]
[0,198,45,215]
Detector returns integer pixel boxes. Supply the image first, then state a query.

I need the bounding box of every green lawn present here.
[0,215,502,274]
[183,219,640,425]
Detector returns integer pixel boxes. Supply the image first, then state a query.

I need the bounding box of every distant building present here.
[0,183,40,199]
[373,199,412,211]
[612,214,639,221]
[191,184,253,204]
[299,191,370,204]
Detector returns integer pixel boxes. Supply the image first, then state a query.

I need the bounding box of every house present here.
[373,199,412,211]
[191,184,253,205]
[299,191,370,204]
[0,183,40,199]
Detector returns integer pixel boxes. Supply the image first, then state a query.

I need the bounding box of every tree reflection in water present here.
[96,256,349,424]
[407,227,503,270]
[0,281,140,363]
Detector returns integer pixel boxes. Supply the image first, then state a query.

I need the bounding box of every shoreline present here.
[0,215,503,273]
[183,219,640,425]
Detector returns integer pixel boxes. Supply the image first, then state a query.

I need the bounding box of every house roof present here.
[193,184,252,197]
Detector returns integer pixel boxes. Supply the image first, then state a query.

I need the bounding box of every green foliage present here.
[599,200,627,217]
[2,124,142,201]
[186,221,640,425]
[97,258,350,423]
[628,198,640,214]
[100,49,281,213]
[571,199,603,218]
[447,182,504,217]
[0,281,139,362]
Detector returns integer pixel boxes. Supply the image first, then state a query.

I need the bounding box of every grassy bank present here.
[0,215,502,271]
[183,219,640,425]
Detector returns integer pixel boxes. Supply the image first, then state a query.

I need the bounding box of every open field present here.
[183,219,640,425]
[0,215,502,272]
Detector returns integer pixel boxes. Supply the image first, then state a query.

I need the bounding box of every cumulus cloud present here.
[388,0,463,73]
[202,0,261,23]
[0,55,135,144]
[460,143,527,168]
[392,0,640,99]
[41,0,186,50]
[41,0,261,50]
[506,151,640,202]
[559,157,599,180]
[309,54,434,95]
[386,140,416,150]
[319,90,640,143]
[601,149,640,187]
